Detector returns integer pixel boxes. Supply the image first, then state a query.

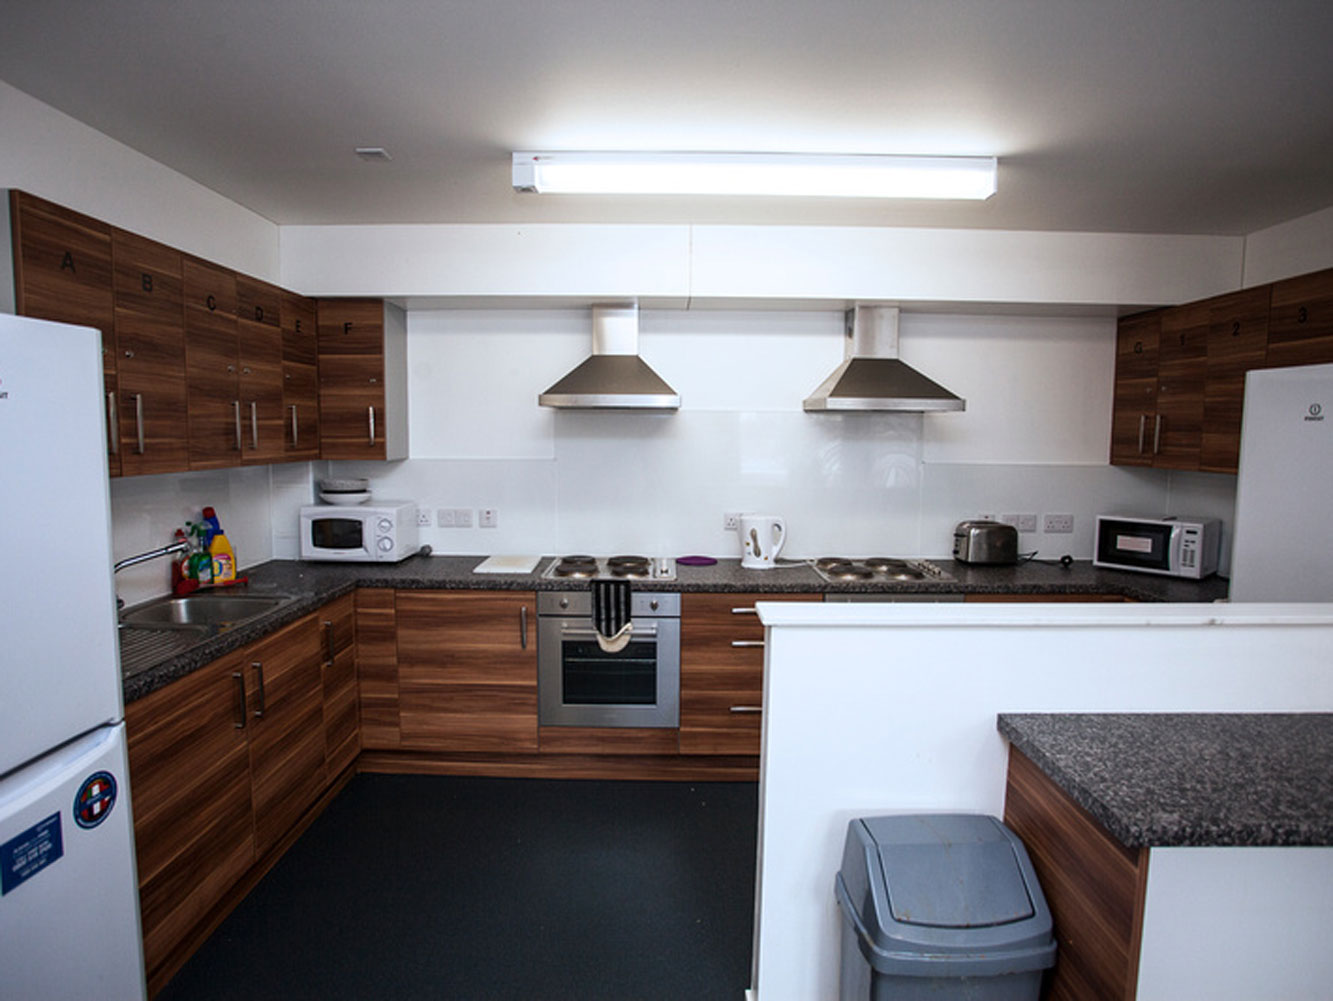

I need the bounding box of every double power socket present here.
[419,507,498,528]
[982,512,1075,534]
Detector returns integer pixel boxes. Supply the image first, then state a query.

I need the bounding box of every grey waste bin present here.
[835,814,1056,1001]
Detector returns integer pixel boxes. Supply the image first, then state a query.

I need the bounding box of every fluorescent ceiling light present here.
[512,151,997,200]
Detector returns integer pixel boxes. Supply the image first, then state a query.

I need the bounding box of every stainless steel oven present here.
[537,590,680,728]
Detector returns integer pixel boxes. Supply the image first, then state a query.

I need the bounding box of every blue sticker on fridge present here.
[2,812,63,896]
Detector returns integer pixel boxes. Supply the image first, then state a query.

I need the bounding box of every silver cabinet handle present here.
[232,672,247,729]
[368,405,376,446]
[731,640,765,648]
[1137,413,1147,454]
[290,404,299,446]
[1153,414,1163,454]
[233,400,242,451]
[107,392,119,454]
[134,394,146,453]
[731,607,759,615]
[250,401,259,450]
[252,661,266,718]
[519,606,528,649]
[323,620,335,665]
[729,706,763,713]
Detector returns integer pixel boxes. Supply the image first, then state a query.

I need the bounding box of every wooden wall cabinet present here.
[679,592,817,756]
[9,191,120,474]
[234,277,286,465]
[183,257,242,468]
[112,229,189,475]
[1109,310,1161,467]
[316,298,408,460]
[320,592,360,776]
[1266,266,1333,368]
[395,590,538,752]
[1110,304,1208,470]
[281,292,321,460]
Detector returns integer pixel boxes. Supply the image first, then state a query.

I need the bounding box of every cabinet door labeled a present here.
[183,257,241,468]
[396,590,538,752]
[1267,267,1333,368]
[236,277,285,465]
[112,229,188,475]
[1109,311,1160,466]
[10,191,119,474]
[680,592,817,756]
[244,614,327,855]
[1203,286,1271,473]
[125,656,254,981]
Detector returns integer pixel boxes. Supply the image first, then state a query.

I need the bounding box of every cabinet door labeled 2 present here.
[680,592,817,755]
[1203,286,1271,473]
[396,591,538,752]
[244,615,327,855]
[9,191,119,475]
[125,656,254,981]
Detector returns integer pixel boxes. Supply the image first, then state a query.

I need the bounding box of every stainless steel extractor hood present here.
[539,303,680,410]
[803,305,965,412]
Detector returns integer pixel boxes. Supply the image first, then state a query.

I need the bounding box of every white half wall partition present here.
[749,601,1333,1001]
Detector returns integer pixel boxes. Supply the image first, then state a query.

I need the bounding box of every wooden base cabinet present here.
[680,592,818,756]
[395,590,538,752]
[321,593,359,776]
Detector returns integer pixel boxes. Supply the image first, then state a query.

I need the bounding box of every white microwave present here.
[1093,514,1221,579]
[300,501,419,562]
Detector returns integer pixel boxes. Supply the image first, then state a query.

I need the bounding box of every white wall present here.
[305,306,1236,564]
[1242,205,1333,287]
[0,79,279,280]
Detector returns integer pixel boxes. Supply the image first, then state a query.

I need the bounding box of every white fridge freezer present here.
[0,313,147,999]
[1230,361,1333,602]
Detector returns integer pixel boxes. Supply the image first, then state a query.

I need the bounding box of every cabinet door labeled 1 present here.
[10,191,119,474]
[1203,286,1271,473]
[1154,301,1208,469]
[244,615,327,855]
[113,229,188,475]
[396,591,538,752]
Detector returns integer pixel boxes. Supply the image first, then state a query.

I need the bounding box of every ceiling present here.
[3,0,1333,235]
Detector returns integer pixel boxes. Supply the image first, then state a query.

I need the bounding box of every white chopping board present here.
[472,555,544,574]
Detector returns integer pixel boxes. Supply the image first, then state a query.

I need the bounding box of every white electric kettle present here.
[739,515,787,569]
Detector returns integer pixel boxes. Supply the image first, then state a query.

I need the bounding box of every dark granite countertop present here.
[998,713,1333,848]
[120,555,1228,703]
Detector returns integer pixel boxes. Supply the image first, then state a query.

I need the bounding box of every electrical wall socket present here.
[723,512,741,531]
[454,508,473,528]
[437,508,454,527]
[1003,513,1039,533]
[1043,513,1075,534]
[479,508,497,528]
[417,509,433,527]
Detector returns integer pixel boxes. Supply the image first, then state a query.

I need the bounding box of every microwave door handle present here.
[1167,523,1184,571]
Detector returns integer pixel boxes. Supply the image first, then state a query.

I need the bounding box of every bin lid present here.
[863,815,1035,928]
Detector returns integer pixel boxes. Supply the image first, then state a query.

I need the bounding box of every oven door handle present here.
[559,623,660,640]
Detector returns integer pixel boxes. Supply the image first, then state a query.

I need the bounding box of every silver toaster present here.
[952,520,1019,565]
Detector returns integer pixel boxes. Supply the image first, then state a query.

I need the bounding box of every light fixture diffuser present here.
[512,151,996,200]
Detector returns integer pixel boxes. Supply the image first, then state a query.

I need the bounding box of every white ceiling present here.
[3,0,1333,235]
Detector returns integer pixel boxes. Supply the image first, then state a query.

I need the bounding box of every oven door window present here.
[310,517,365,550]
[560,637,657,705]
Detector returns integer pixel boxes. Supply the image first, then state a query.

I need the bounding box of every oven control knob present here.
[377,517,393,533]
[559,597,569,609]
[650,599,659,611]
[378,536,394,552]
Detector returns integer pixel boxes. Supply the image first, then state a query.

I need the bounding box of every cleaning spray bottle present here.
[202,506,236,584]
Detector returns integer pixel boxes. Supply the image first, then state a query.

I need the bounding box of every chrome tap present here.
[113,539,189,574]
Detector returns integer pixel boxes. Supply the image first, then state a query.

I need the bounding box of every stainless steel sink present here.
[119,593,291,630]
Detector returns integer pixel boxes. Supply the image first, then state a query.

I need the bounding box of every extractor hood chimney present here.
[802,305,965,413]
[538,303,680,410]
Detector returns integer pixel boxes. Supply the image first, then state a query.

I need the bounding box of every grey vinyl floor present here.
[156,774,759,1000]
